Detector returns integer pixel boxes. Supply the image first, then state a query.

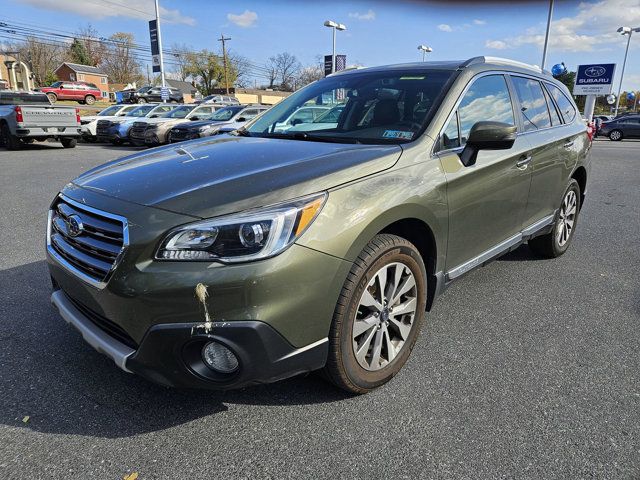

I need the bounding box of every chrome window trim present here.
[432,70,577,157]
[47,193,129,290]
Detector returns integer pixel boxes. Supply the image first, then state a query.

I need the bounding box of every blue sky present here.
[4,0,640,91]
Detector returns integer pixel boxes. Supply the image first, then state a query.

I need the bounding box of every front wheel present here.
[137,98,147,104]
[323,234,427,394]
[609,130,623,141]
[61,138,77,148]
[46,93,57,104]
[529,179,581,258]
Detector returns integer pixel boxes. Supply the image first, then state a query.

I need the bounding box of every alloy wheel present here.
[352,262,418,371]
[557,190,577,247]
[610,130,622,141]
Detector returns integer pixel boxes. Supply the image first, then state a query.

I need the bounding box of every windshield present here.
[208,106,243,121]
[126,105,155,117]
[49,81,62,88]
[98,105,122,116]
[246,69,454,143]
[161,105,195,118]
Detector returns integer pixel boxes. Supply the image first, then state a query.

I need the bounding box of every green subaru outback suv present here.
[47,57,590,393]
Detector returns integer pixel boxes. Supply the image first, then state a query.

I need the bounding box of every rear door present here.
[437,74,532,272]
[514,77,580,226]
[622,117,640,138]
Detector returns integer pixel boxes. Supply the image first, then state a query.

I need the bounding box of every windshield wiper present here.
[261,131,360,144]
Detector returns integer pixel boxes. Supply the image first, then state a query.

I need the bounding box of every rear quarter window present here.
[546,83,577,124]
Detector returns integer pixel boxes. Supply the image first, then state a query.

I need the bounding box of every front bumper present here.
[50,289,328,389]
[46,187,351,389]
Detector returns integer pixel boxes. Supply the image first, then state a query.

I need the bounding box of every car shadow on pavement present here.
[0,261,351,439]
[496,244,546,262]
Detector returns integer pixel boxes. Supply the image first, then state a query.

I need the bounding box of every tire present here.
[84,95,96,105]
[61,138,77,148]
[1,123,22,150]
[609,130,623,141]
[323,234,427,394]
[137,98,147,104]
[170,99,178,104]
[529,179,581,258]
[46,93,57,104]
[111,138,123,146]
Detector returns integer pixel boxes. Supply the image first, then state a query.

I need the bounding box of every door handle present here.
[516,155,532,169]
[563,140,574,148]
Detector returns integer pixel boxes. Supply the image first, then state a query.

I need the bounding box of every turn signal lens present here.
[295,196,325,236]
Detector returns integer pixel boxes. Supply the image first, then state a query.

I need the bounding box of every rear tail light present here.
[75,108,81,124]
[14,106,23,123]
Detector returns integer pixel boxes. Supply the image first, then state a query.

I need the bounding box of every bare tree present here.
[75,24,107,66]
[168,42,192,81]
[296,64,324,88]
[266,52,301,91]
[100,32,143,85]
[14,36,65,87]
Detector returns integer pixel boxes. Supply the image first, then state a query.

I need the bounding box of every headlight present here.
[156,193,327,262]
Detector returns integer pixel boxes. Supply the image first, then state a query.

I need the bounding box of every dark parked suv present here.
[47,57,590,393]
[122,86,184,104]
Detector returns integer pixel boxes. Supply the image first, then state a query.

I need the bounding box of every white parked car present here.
[272,105,331,132]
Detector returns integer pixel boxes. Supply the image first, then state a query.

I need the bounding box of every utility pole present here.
[147,64,151,85]
[540,0,554,71]
[218,34,231,94]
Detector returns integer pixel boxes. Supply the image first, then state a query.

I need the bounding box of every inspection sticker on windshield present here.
[383,130,414,140]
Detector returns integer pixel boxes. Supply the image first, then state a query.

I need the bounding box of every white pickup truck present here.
[0,91,82,150]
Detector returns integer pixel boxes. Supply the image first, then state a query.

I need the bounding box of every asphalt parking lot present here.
[0,139,639,479]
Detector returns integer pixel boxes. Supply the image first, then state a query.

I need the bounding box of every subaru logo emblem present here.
[585,66,606,78]
[66,214,84,237]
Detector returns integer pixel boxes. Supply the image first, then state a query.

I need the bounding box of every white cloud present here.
[227,10,258,28]
[488,0,640,53]
[438,24,453,32]
[473,19,486,25]
[486,40,509,50]
[348,9,376,21]
[17,0,195,25]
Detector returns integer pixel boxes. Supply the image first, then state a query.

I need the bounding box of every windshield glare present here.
[127,105,155,117]
[98,105,121,116]
[162,106,195,118]
[209,106,243,121]
[246,69,454,143]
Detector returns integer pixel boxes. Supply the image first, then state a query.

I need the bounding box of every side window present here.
[458,75,515,144]
[542,86,562,126]
[511,77,552,132]
[441,112,460,149]
[546,83,577,124]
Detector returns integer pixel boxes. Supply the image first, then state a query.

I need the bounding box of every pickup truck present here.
[0,91,82,150]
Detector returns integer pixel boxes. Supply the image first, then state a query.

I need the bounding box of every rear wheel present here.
[46,93,57,104]
[609,129,623,141]
[323,234,427,394]
[137,98,147,104]
[84,95,96,105]
[529,179,580,258]
[1,123,22,150]
[61,138,77,148]
[111,138,123,145]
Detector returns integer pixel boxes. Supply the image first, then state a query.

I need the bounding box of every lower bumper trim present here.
[50,290,134,373]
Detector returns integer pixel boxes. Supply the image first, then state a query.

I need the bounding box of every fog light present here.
[202,342,239,373]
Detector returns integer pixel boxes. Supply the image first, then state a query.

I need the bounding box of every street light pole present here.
[154,0,166,100]
[324,20,346,74]
[541,0,554,71]
[614,26,639,117]
[417,45,433,61]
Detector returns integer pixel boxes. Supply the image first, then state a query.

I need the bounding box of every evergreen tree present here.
[69,38,93,66]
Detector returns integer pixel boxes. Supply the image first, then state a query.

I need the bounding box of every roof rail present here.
[462,56,550,75]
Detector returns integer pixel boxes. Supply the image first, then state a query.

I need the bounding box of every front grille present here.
[48,196,127,286]
[96,120,112,136]
[64,292,138,349]
[129,122,148,141]
[169,129,190,142]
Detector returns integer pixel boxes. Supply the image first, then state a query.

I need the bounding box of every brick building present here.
[55,63,109,99]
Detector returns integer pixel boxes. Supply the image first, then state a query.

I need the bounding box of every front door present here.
[437,74,532,274]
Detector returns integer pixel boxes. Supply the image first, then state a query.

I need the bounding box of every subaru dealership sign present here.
[573,63,616,95]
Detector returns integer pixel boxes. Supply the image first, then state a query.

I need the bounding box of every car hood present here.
[72,135,402,218]
[173,120,222,130]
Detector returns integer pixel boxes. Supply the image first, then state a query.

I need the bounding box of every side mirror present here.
[291,118,303,126]
[150,114,158,118]
[236,116,247,122]
[459,121,517,167]
[190,116,199,121]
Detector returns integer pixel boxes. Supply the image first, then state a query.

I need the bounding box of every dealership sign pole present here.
[573,63,616,121]
[150,0,167,102]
